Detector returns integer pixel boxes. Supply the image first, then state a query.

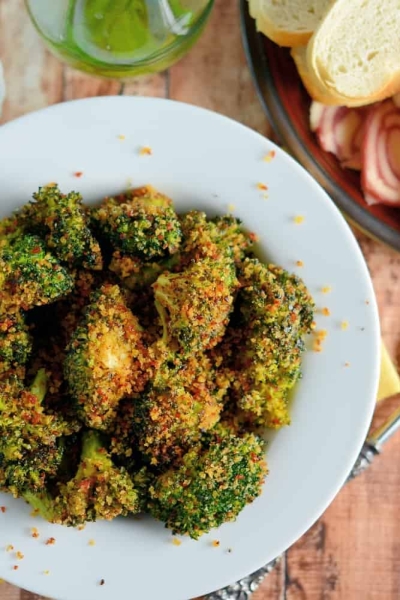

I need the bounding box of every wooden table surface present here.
[1,1,400,599]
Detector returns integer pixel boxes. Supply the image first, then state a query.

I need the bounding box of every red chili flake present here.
[74,171,83,178]
[257,183,268,191]
[0,506,6,513]
[45,537,56,546]
[12,566,18,571]
[31,246,41,255]
[248,232,259,242]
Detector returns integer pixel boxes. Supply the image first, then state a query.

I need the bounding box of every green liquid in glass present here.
[26,0,213,78]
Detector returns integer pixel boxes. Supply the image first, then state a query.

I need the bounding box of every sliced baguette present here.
[291,47,371,106]
[306,0,400,106]
[248,0,333,47]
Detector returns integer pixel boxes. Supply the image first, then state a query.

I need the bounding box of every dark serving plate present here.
[239,0,400,252]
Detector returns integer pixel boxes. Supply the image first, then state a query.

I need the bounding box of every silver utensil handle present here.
[205,404,400,599]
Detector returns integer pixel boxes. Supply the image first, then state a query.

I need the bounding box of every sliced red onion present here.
[361,100,400,206]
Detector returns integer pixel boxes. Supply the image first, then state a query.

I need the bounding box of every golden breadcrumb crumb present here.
[341,321,349,331]
[321,286,332,294]
[88,539,96,547]
[172,538,182,546]
[321,307,331,316]
[16,551,24,560]
[263,150,276,162]
[212,540,220,547]
[296,260,304,267]
[6,545,14,552]
[294,215,304,224]
[257,183,268,191]
[139,146,152,156]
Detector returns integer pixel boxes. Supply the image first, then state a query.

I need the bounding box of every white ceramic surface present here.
[0,97,380,600]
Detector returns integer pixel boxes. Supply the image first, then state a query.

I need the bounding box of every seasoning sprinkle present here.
[321,307,331,316]
[296,260,304,267]
[227,203,236,212]
[0,506,6,513]
[294,215,304,224]
[117,134,126,140]
[45,537,56,546]
[172,538,182,546]
[257,183,268,191]
[341,320,349,331]
[100,579,105,586]
[43,570,50,576]
[321,286,332,294]
[12,565,18,571]
[74,171,83,178]
[344,362,351,367]
[77,524,86,531]
[139,146,152,156]
[212,540,220,547]
[31,527,39,539]
[16,551,24,560]
[263,150,276,162]
[88,539,96,547]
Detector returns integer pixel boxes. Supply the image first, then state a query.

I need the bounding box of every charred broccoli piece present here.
[0,235,74,310]
[147,430,267,539]
[153,257,238,355]
[18,185,102,270]
[24,430,140,526]
[0,371,69,497]
[64,283,153,430]
[227,258,314,429]
[0,312,32,377]
[91,185,182,260]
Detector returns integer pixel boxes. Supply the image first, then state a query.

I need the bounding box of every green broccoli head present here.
[0,370,69,496]
[153,258,238,356]
[179,211,253,266]
[18,185,102,270]
[0,312,32,377]
[111,352,229,468]
[24,431,140,526]
[147,430,267,539]
[91,186,182,260]
[109,250,180,290]
[0,235,74,310]
[64,283,153,430]
[226,258,314,429]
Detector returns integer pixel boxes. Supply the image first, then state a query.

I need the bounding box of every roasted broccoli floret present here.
[109,250,180,290]
[64,283,154,430]
[24,430,140,526]
[179,211,253,265]
[0,370,69,497]
[0,312,32,377]
[111,352,229,468]
[0,235,74,310]
[227,258,314,429]
[147,430,267,539]
[91,185,182,259]
[18,185,102,270]
[153,258,238,355]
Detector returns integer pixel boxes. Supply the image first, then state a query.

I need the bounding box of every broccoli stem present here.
[81,430,104,461]
[30,368,48,403]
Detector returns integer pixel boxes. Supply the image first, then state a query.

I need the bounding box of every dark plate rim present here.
[239,0,400,253]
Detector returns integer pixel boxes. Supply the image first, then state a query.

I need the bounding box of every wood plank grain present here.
[168,0,272,138]
[1,581,20,599]
[0,0,64,124]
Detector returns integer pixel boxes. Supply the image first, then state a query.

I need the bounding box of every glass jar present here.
[25,0,214,78]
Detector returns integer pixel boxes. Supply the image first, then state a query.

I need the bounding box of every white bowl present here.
[0,97,380,600]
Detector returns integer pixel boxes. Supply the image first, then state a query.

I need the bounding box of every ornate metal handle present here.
[205,558,280,600]
[205,405,400,599]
